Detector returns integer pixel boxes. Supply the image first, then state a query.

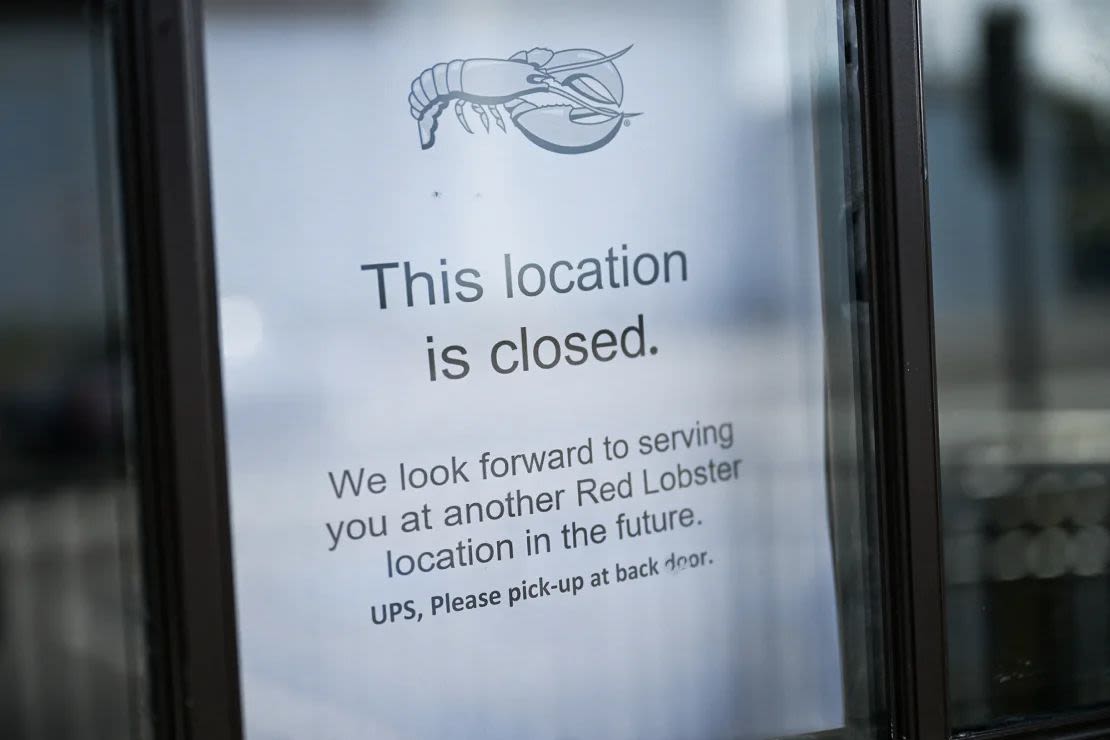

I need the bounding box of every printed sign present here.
[206,2,844,738]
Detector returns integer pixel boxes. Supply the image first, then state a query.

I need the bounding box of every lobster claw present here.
[540,48,627,107]
[510,104,626,155]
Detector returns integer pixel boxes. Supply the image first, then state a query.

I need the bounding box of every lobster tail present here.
[408,60,465,149]
[417,101,448,149]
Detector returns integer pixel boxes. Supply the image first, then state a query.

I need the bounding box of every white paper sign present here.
[206,1,845,737]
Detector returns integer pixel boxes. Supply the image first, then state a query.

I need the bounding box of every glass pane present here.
[923,0,1110,730]
[0,2,151,739]
[203,1,886,738]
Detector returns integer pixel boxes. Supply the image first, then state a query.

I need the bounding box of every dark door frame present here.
[113,0,242,738]
[856,1,949,738]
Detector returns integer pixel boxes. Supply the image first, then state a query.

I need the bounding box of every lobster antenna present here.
[544,44,633,73]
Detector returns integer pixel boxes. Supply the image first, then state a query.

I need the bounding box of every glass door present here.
[923,0,1110,734]
[0,2,151,738]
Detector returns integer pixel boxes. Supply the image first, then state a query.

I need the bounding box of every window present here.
[924,0,1110,732]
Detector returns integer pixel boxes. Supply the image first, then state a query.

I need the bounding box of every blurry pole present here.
[983,11,1043,413]
[981,12,1044,722]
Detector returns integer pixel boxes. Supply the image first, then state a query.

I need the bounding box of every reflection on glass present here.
[923,0,1110,729]
[0,2,150,739]
[204,1,885,738]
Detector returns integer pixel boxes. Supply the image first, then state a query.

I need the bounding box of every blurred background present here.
[0,2,150,739]
[922,0,1110,731]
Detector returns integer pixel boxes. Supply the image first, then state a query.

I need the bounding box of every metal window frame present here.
[855,1,950,738]
[113,0,243,738]
[107,1,1110,739]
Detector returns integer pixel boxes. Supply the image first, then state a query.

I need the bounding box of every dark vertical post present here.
[113,0,242,738]
[983,11,1041,413]
[855,0,949,738]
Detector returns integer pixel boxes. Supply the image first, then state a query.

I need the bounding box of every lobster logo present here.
[407,45,639,154]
